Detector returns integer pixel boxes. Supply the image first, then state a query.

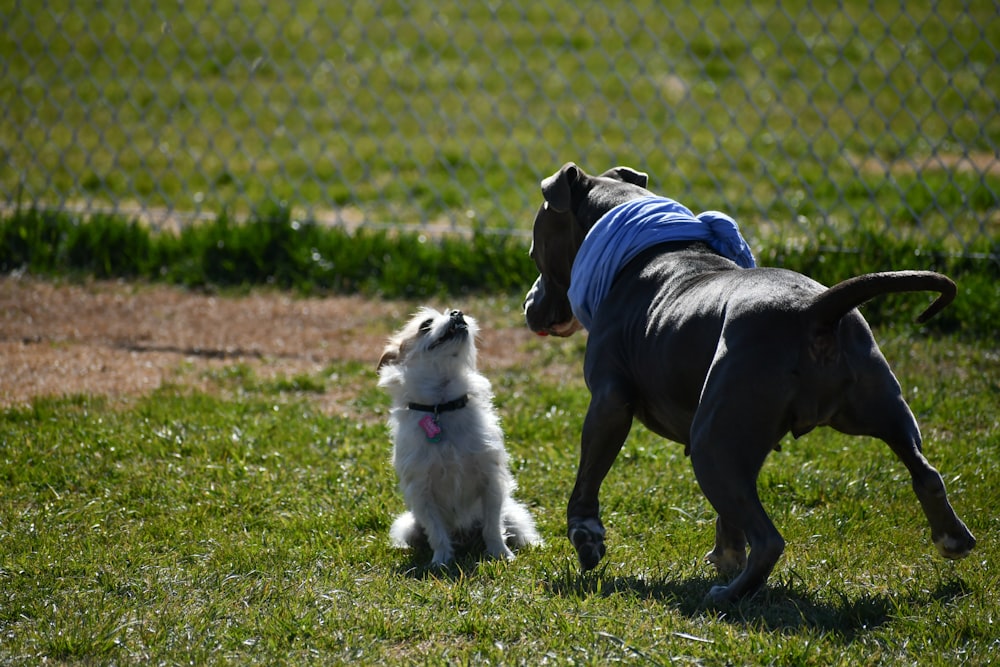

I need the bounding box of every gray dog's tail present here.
[806,270,956,330]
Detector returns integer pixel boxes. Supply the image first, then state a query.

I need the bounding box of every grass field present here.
[3,1,999,663]
[3,1,999,245]
[2,295,998,664]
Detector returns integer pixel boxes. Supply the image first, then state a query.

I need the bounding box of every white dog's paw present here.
[428,536,455,567]
[430,550,455,567]
[487,543,516,561]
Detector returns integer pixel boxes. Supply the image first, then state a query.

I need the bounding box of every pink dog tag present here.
[419,414,442,442]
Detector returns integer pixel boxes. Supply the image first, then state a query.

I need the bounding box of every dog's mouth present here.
[547,319,583,337]
[428,313,469,349]
[523,275,583,337]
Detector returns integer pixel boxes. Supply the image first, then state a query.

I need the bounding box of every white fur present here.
[378,307,542,566]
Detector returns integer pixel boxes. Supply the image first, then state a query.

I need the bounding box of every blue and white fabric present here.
[567,196,756,330]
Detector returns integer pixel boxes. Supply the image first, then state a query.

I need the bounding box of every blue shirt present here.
[567,196,756,330]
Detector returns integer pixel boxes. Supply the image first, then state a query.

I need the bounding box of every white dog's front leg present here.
[482,481,515,561]
[412,507,454,566]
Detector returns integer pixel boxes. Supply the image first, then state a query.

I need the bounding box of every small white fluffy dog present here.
[377,307,542,566]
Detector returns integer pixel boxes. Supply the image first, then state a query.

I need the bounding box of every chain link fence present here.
[3,1,998,254]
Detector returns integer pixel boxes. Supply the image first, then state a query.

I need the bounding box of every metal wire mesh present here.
[3,1,998,252]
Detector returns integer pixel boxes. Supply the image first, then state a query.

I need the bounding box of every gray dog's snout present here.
[449,310,464,321]
[522,277,541,313]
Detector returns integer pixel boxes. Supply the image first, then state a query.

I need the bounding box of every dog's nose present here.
[450,310,464,321]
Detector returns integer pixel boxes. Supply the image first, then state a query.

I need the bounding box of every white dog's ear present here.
[540,162,580,213]
[376,348,399,372]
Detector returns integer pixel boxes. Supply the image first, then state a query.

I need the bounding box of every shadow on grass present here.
[544,564,972,641]
[391,532,517,580]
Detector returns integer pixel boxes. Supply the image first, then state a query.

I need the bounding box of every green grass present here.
[2,1,998,243]
[2,2,998,660]
[1,328,998,664]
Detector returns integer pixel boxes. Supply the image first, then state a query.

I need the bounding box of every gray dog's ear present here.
[600,166,648,188]
[540,162,580,213]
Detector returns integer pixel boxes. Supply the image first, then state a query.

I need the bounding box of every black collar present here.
[407,394,469,415]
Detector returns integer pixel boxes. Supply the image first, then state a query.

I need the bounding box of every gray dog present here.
[523,162,976,603]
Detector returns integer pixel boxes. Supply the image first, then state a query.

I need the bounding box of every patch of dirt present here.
[0,277,581,413]
[847,150,1000,176]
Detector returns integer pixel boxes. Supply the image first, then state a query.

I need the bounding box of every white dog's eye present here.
[418,318,434,334]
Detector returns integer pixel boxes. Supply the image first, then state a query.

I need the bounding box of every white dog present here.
[377,307,542,566]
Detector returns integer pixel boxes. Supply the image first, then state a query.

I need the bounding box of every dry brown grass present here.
[0,277,580,411]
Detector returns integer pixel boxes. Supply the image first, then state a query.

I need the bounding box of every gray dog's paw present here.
[933,527,976,560]
[704,584,738,606]
[705,546,747,575]
[568,518,606,571]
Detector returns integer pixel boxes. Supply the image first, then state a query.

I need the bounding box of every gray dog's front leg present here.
[567,388,634,571]
[706,515,748,574]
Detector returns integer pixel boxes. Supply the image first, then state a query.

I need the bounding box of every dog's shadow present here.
[395,557,483,581]
[545,565,972,638]
[393,534,502,580]
[391,538,972,637]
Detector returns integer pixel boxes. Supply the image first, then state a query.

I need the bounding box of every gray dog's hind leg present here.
[904,448,976,560]
[890,438,976,559]
[690,351,792,603]
[567,387,634,571]
[839,393,976,561]
[690,438,784,604]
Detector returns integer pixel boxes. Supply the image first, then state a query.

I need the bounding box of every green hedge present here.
[2,204,996,337]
